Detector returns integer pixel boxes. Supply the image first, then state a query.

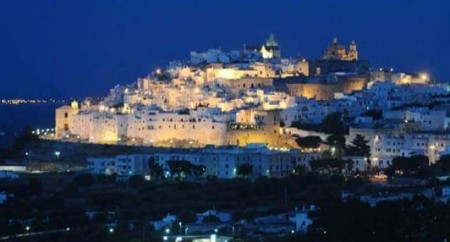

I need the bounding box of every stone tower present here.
[347,40,358,61]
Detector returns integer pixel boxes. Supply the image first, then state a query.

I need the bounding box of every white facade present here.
[88,154,148,176]
[87,145,305,179]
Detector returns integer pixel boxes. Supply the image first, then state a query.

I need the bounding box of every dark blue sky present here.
[0,0,448,98]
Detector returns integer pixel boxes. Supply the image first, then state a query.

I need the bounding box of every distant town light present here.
[420,73,428,82]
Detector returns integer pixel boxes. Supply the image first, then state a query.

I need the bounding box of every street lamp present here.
[109,228,114,234]
[179,221,182,234]
[25,226,30,232]
[54,151,61,160]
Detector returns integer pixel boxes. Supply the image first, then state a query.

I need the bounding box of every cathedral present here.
[260,33,281,59]
[245,33,281,59]
[323,38,358,61]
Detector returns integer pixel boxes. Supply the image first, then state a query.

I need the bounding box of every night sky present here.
[0,0,448,98]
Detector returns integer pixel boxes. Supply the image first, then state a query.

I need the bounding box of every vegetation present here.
[167,159,193,178]
[0,125,40,162]
[432,155,450,176]
[346,134,371,158]
[386,155,429,176]
[295,136,322,149]
[192,165,206,178]
[236,164,253,177]
[202,215,221,223]
[310,158,353,174]
[361,109,383,120]
[148,158,164,179]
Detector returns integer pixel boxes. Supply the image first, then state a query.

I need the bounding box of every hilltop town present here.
[54,34,450,178]
[1,35,449,242]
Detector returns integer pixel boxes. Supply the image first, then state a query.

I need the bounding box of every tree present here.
[362,109,383,120]
[346,135,371,158]
[293,165,308,175]
[148,157,163,179]
[236,164,253,177]
[432,155,450,176]
[310,158,352,174]
[322,113,348,159]
[326,134,346,158]
[167,160,193,178]
[322,112,347,135]
[192,165,206,178]
[2,125,40,161]
[390,155,429,175]
[202,215,221,223]
[295,136,322,149]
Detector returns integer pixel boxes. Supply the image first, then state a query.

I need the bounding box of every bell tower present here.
[347,40,358,61]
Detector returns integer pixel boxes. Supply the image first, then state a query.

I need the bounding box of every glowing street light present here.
[54,151,61,159]
[109,227,114,233]
[25,226,30,232]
